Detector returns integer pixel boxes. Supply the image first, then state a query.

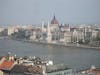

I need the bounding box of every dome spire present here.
[51,14,59,24]
[53,13,56,19]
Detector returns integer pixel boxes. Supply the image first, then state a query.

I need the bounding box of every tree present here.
[11,29,26,39]
[0,29,8,36]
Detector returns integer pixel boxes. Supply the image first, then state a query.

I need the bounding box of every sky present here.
[0,0,100,25]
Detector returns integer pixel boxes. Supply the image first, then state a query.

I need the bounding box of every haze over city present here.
[0,0,100,25]
[1,1,100,75]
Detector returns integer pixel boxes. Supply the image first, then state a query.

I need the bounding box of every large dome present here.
[51,16,59,24]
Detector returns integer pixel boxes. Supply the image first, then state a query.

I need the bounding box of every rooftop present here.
[10,64,42,74]
[0,60,14,70]
[46,64,71,73]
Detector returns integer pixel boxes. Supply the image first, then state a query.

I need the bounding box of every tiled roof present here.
[88,69,100,74]
[0,60,14,70]
[10,65,42,74]
[10,65,29,73]
[80,67,100,74]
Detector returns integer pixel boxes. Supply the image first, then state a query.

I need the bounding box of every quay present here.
[2,36,100,50]
[19,38,100,50]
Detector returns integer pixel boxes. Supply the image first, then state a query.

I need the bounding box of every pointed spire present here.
[53,13,56,19]
[47,22,52,42]
[51,14,59,24]
[47,22,50,32]
[42,21,44,32]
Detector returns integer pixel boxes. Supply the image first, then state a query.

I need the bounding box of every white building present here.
[63,31,72,43]
[50,15,59,32]
[8,26,19,36]
[0,27,5,32]
[30,31,36,40]
[46,22,52,43]
[8,26,15,35]
[92,30,99,39]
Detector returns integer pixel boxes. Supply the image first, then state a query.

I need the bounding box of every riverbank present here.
[10,37,100,50]
[29,40,100,49]
[1,36,99,50]
[0,36,9,39]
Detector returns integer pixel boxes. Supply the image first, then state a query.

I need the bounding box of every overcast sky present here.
[0,0,100,25]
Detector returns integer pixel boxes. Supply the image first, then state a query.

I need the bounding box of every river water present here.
[0,39,100,70]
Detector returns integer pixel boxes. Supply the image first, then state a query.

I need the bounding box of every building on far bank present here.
[50,15,59,32]
[92,29,99,40]
[0,27,5,33]
[29,15,100,45]
[63,31,72,43]
[8,26,19,36]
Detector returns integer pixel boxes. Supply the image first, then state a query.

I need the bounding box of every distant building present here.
[0,27,5,33]
[92,30,99,40]
[63,31,72,43]
[8,26,19,36]
[46,23,52,43]
[28,15,100,45]
[72,29,79,43]
[50,15,59,32]
[30,31,37,40]
[60,24,70,32]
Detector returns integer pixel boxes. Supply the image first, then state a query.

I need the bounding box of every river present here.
[0,39,100,70]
